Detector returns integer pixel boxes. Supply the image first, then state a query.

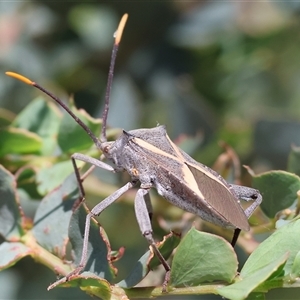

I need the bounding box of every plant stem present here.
[21,231,72,276]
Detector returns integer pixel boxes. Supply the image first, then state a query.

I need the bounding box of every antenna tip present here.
[114,14,128,45]
[5,72,34,85]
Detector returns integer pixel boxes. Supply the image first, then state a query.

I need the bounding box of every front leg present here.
[71,153,116,202]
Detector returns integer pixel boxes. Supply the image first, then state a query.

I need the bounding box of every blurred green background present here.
[1,1,300,299]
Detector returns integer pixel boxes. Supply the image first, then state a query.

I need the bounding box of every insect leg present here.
[230,184,262,218]
[48,181,135,290]
[230,184,262,247]
[231,229,241,247]
[243,193,262,219]
[144,192,153,221]
[71,153,115,207]
[134,188,171,292]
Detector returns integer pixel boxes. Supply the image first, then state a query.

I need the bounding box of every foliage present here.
[1,2,300,300]
[0,97,300,300]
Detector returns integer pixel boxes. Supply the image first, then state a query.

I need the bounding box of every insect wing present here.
[185,162,249,231]
[130,136,249,230]
[165,135,250,231]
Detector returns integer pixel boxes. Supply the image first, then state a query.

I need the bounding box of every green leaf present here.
[290,250,300,281]
[0,127,42,157]
[36,160,83,195]
[0,165,23,239]
[52,272,112,300]
[118,251,151,289]
[69,205,115,281]
[32,174,79,258]
[218,252,289,300]
[12,97,61,155]
[57,102,101,153]
[149,231,181,269]
[252,171,300,218]
[118,231,181,288]
[241,218,300,277]
[0,242,33,270]
[170,228,238,287]
[15,167,40,199]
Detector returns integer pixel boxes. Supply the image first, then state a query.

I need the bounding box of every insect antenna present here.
[5,13,128,148]
[101,13,128,142]
[5,71,102,148]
